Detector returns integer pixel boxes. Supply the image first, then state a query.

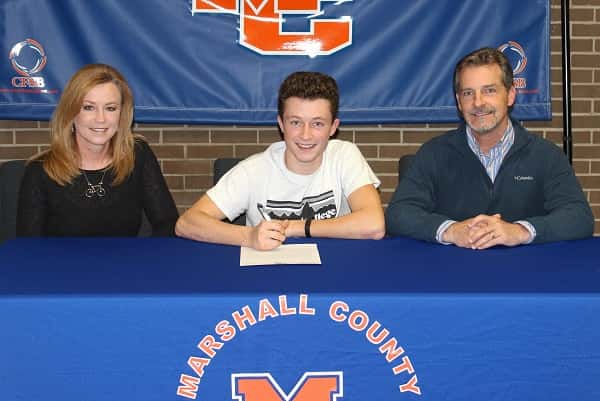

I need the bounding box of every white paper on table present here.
[240,243,322,266]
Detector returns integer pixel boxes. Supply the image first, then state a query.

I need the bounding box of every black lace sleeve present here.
[138,141,179,236]
[16,161,47,237]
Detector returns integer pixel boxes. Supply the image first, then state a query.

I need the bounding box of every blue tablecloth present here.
[1,236,599,400]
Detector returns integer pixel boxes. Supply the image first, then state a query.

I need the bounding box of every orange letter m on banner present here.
[232,371,343,401]
[193,0,352,56]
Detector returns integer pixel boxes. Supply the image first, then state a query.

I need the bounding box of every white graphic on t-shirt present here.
[258,191,337,221]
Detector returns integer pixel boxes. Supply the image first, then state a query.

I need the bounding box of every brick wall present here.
[1,0,599,234]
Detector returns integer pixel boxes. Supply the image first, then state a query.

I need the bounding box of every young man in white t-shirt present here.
[175,71,385,250]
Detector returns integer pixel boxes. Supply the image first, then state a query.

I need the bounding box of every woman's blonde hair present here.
[39,63,136,185]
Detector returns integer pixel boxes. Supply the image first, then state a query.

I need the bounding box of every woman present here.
[17,64,178,236]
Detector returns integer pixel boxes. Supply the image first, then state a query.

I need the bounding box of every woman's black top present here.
[17,140,178,237]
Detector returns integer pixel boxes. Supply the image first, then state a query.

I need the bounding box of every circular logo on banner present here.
[498,41,527,75]
[9,38,47,77]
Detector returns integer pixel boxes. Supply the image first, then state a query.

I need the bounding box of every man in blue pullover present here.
[385,47,594,249]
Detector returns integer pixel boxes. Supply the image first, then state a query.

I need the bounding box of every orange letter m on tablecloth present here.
[232,371,343,401]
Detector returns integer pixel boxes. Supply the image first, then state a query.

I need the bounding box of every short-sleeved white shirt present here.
[208,139,380,226]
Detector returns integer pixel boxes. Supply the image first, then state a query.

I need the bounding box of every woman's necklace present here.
[82,169,107,198]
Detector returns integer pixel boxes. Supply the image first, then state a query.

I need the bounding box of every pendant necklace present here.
[82,169,107,198]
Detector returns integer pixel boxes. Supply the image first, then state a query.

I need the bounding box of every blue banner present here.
[0,0,550,124]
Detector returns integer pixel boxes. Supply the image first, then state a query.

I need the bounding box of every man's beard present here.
[466,106,501,135]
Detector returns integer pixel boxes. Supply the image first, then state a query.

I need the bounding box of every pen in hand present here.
[257,203,289,245]
[257,203,271,221]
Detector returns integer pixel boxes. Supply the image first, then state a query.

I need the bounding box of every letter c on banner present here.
[241,0,352,56]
